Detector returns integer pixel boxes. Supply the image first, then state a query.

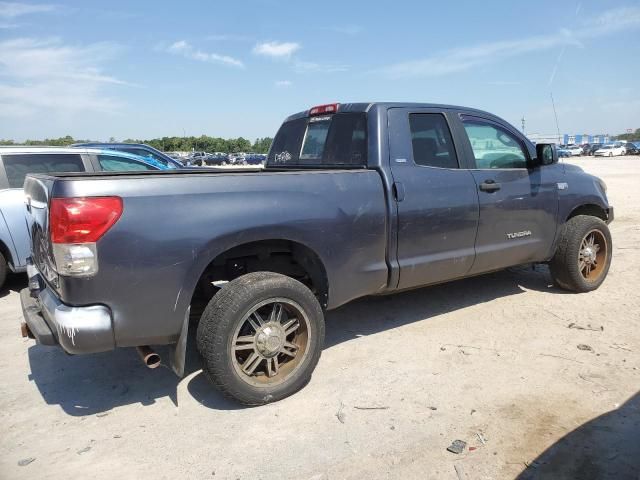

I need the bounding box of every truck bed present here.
[24,167,389,347]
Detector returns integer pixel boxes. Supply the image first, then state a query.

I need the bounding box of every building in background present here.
[527,133,610,145]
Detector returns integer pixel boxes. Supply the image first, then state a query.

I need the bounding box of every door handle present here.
[479,180,501,193]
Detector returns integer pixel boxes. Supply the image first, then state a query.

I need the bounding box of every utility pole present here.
[521,116,526,136]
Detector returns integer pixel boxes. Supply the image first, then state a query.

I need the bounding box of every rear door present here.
[456,115,559,273]
[388,108,479,289]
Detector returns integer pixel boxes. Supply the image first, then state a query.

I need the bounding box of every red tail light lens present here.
[50,197,123,244]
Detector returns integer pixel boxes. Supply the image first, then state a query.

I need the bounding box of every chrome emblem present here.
[506,230,532,239]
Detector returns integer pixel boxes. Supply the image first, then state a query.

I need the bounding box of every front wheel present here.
[197,272,325,405]
[549,215,612,292]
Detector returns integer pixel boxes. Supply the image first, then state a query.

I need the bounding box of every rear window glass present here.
[2,153,84,188]
[268,112,367,167]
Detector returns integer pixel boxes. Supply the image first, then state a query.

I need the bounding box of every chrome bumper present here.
[21,265,114,354]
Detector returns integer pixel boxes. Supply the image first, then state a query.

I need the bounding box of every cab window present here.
[409,114,458,169]
[463,121,528,169]
[268,113,367,167]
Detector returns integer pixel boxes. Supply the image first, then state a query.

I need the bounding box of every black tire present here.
[549,215,612,292]
[0,251,7,291]
[197,272,325,405]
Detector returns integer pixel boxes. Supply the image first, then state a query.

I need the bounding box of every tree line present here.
[0,135,274,153]
[615,128,640,142]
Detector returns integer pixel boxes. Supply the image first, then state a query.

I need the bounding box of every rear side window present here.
[409,114,458,169]
[98,155,155,171]
[268,113,367,167]
[2,154,84,188]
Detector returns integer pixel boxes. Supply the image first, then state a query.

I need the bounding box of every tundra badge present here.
[506,230,532,239]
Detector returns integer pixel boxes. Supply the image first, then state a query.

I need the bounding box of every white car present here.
[564,144,583,156]
[594,144,625,157]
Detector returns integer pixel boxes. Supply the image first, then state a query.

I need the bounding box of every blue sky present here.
[0,0,639,142]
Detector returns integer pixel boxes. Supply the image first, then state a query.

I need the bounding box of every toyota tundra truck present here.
[20,102,613,405]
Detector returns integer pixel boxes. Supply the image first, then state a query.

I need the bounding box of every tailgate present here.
[23,175,59,290]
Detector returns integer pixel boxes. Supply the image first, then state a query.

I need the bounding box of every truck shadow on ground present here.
[27,265,565,415]
[516,391,640,480]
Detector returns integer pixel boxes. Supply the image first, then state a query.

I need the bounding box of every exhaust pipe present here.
[136,346,161,369]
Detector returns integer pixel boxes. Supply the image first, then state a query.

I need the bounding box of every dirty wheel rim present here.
[578,229,607,282]
[230,298,311,387]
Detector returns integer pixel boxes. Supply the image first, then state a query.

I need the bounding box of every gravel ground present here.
[1,157,638,480]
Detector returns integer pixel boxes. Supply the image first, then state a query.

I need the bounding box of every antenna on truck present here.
[550,92,561,144]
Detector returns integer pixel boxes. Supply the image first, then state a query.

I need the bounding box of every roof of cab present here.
[283,102,504,123]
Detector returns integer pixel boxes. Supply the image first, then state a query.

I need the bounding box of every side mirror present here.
[533,143,558,167]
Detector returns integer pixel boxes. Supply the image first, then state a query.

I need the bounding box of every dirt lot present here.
[1,157,638,480]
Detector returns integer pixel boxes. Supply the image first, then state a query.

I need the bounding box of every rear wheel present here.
[197,272,325,405]
[0,251,7,291]
[549,215,612,292]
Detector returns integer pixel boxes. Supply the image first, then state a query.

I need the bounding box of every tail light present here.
[309,103,339,116]
[49,197,123,277]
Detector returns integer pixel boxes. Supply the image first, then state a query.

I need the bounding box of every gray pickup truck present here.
[20,102,613,405]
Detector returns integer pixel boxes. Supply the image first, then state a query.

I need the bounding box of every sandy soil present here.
[1,157,638,480]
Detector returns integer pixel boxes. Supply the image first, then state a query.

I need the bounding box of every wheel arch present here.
[189,237,330,310]
[566,203,608,222]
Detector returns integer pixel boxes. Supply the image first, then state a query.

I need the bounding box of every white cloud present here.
[275,80,292,87]
[253,41,300,59]
[378,6,640,79]
[166,40,244,68]
[0,2,56,18]
[0,37,127,118]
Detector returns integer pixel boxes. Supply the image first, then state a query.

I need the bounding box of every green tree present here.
[615,128,640,142]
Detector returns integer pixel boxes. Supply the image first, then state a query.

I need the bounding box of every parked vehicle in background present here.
[73,143,183,169]
[557,146,571,158]
[19,102,613,405]
[585,143,604,156]
[188,152,207,165]
[564,145,583,156]
[623,143,639,155]
[244,153,267,165]
[0,147,166,290]
[594,144,626,157]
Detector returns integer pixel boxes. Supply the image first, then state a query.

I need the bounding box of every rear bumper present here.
[20,269,114,354]
[607,206,614,224]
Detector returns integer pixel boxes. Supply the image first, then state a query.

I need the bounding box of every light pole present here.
[521,116,526,136]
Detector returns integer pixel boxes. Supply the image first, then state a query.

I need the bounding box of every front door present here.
[457,116,559,274]
[388,108,479,290]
